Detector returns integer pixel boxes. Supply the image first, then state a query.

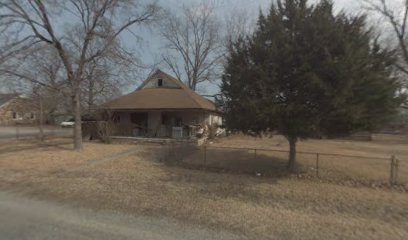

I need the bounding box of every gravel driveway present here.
[0,191,245,240]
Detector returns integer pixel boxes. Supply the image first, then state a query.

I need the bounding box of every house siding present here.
[0,105,14,125]
[142,75,180,89]
[0,98,36,126]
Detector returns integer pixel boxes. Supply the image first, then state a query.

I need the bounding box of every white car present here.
[60,118,75,128]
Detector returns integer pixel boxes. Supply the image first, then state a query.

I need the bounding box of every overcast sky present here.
[0,0,397,95]
[129,0,365,94]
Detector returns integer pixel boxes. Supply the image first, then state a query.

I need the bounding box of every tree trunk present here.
[88,79,94,114]
[72,91,83,151]
[287,137,297,172]
[191,73,197,91]
[38,96,44,142]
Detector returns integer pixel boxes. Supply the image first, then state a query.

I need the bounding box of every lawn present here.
[0,138,137,184]
[210,134,408,158]
[0,137,407,240]
[181,134,408,186]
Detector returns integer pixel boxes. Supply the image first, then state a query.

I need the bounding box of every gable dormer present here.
[141,73,181,89]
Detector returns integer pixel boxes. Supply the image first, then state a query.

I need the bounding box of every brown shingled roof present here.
[101,70,218,112]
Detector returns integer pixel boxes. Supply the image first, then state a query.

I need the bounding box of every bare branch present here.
[364,0,408,72]
[160,2,223,91]
[0,0,159,150]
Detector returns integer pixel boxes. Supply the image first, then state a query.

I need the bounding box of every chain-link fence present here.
[0,125,72,140]
[160,143,408,188]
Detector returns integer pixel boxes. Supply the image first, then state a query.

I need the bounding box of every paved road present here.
[0,191,245,240]
[0,126,72,139]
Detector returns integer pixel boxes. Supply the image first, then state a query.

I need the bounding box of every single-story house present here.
[100,70,223,143]
[0,93,36,126]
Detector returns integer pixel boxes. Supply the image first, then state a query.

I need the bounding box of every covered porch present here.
[108,110,221,140]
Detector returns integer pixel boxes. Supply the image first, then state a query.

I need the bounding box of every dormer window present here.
[158,79,163,87]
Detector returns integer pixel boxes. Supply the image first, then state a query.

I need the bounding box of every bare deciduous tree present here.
[224,7,252,47]
[29,50,67,134]
[160,2,223,91]
[30,85,49,141]
[0,0,159,150]
[364,0,408,109]
[4,47,69,139]
[364,0,408,75]
[81,50,138,114]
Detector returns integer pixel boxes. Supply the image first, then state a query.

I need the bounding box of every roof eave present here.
[98,107,220,112]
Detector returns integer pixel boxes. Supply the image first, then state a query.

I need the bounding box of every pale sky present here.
[0,0,395,94]
[131,0,365,94]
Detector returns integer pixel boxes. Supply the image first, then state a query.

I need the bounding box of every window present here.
[158,78,163,87]
[30,112,35,120]
[12,112,18,120]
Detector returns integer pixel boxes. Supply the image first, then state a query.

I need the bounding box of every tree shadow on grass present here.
[180,147,295,176]
[148,145,310,186]
[142,147,299,202]
[153,146,408,192]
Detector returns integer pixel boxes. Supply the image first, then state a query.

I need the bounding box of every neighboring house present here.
[0,93,36,126]
[100,70,223,142]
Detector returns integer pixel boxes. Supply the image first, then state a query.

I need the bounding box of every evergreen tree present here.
[221,0,404,171]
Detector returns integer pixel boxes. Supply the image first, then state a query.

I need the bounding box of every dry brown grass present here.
[0,138,408,239]
[211,134,408,158]
[188,134,408,186]
[0,139,137,185]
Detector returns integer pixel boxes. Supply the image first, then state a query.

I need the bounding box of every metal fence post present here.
[16,125,19,140]
[170,143,174,159]
[395,158,399,185]
[204,146,207,168]
[316,153,320,177]
[390,155,395,186]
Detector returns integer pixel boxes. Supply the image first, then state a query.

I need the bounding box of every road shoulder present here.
[0,190,245,240]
